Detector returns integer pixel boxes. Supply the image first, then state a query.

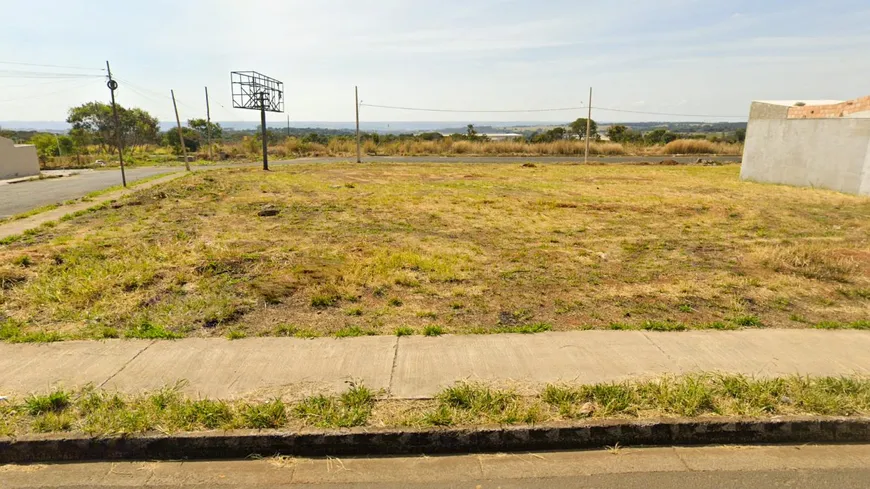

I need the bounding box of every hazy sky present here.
[1,0,869,123]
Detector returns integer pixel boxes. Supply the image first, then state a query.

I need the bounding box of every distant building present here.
[0,136,39,180]
[741,96,870,196]
[436,132,523,141]
[481,133,523,141]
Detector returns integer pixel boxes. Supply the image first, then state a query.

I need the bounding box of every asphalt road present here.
[0,155,742,219]
[0,167,176,219]
[2,445,868,488]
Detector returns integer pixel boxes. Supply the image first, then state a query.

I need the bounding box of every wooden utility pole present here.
[259,92,269,171]
[287,114,290,137]
[171,90,191,172]
[204,86,212,160]
[355,86,361,163]
[585,87,592,164]
[105,61,126,187]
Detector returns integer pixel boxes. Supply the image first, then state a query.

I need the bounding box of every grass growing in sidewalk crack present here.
[293,384,375,428]
[2,375,870,437]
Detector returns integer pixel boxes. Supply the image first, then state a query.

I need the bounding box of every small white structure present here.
[482,133,523,141]
[0,137,40,180]
[741,96,870,196]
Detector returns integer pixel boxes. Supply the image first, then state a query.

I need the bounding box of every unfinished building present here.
[741,96,870,196]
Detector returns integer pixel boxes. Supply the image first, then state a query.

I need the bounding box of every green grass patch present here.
[423,325,445,337]
[124,320,182,340]
[814,320,870,330]
[334,326,376,338]
[3,375,870,437]
[292,384,375,428]
[732,315,763,327]
[394,326,415,336]
[226,329,247,340]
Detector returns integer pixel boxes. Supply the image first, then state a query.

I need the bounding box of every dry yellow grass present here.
[1,163,867,340]
[660,139,742,155]
[226,137,743,159]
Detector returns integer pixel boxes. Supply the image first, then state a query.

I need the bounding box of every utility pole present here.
[585,87,592,164]
[105,61,126,187]
[171,90,191,172]
[286,114,290,138]
[355,86,361,163]
[204,86,212,160]
[260,92,269,170]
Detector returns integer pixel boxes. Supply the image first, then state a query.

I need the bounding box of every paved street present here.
[2,445,868,488]
[0,167,176,219]
[0,155,742,219]
[0,329,867,399]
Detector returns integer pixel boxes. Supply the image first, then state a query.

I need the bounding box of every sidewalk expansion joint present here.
[98,340,156,389]
[387,336,400,397]
[641,332,676,363]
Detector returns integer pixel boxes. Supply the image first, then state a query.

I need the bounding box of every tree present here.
[735,128,746,143]
[163,127,200,153]
[466,124,477,138]
[417,132,443,141]
[188,118,223,142]
[29,134,77,162]
[122,108,160,146]
[643,128,677,145]
[66,102,159,153]
[67,102,114,152]
[606,125,628,142]
[569,118,598,140]
[530,127,567,143]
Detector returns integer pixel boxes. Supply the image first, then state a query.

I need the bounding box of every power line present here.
[360,102,745,119]
[0,60,104,71]
[360,103,586,113]
[591,106,745,119]
[115,77,200,112]
[0,77,94,89]
[0,79,96,104]
[0,69,103,79]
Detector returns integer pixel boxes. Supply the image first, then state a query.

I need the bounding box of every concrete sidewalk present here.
[0,330,868,399]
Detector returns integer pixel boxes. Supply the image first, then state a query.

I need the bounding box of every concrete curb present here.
[2,416,868,464]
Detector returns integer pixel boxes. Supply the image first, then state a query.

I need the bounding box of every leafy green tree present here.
[530,127,567,143]
[466,124,477,138]
[643,128,673,145]
[163,128,200,153]
[188,118,223,142]
[67,102,113,152]
[28,134,77,161]
[417,132,443,141]
[570,118,598,140]
[606,125,628,142]
[67,102,159,153]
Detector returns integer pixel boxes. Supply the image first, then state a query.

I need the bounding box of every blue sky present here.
[1,0,869,123]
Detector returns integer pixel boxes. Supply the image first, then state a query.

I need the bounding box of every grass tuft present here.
[423,325,445,337]
[292,383,374,428]
[334,326,376,338]
[394,326,415,337]
[125,320,182,340]
[25,390,71,415]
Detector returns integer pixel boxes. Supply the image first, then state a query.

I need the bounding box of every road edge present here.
[2,416,868,463]
[0,172,185,241]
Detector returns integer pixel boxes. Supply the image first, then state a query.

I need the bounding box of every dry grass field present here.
[1,162,868,341]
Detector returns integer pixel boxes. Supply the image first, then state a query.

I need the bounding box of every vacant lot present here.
[1,163,868,340]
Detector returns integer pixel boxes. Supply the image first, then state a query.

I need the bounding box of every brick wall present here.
[787,95,870,119]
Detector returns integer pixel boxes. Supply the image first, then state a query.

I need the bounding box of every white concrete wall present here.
[0,137,40,180]
[741,117,870,196]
